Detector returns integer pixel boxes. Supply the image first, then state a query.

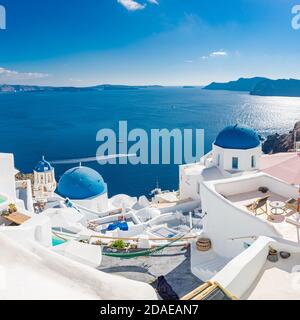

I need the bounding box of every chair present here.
[245,195,271,218]
[285,198,298,213]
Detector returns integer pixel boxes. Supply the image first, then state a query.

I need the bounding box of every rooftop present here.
[57,166,107,200]
[242,252,300,300]
[34,156,53,173]
[214,124,261,150]
[259,152,300,185]
[208,173,299,242]
[226,189,298,242]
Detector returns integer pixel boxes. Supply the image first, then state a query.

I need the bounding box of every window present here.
[251,155,256,168]
[197,182,200,195]
[232,157,238,169]
[217,154,220,166]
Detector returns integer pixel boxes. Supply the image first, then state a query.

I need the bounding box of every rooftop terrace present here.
[242,252,300,300]
[227,190,299,242]
[203,173,300,247]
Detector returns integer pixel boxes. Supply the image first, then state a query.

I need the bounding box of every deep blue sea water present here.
[0,87,299,197]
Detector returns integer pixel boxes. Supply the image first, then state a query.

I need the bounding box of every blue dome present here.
[214,125,261,150]
[34,157,53,172]
[57,166,107,200]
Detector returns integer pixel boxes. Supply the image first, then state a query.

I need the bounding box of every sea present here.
[0,87,299,197]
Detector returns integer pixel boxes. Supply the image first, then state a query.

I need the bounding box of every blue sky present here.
[0,0,300,86]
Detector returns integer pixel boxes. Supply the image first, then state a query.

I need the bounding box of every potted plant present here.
[8,203,17,214]
[267,246,278,262]
[110,239,129,250]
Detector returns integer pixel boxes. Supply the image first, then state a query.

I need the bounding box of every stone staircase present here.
[191,243,231,281]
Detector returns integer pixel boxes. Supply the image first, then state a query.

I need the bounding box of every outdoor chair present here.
[284,198,299,213]
[245,195,271,218]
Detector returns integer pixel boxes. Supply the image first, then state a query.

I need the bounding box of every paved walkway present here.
[98,246,203,299]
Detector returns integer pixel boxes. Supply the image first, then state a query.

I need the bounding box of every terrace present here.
[210,236,300,300]
[226,190,298,242]
[199,173,300,262]
[242,252,300,300]
[212,173,299,243]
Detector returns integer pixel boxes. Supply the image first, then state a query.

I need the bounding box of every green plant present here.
[111,239,127,249]
[8,203,17,213]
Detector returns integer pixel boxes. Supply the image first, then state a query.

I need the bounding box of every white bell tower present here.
[33,156,56,200]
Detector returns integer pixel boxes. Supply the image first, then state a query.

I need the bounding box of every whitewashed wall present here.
[0,153,16,202]
[200,174,290,258]
[212,144,261,172]
[0,215,52,247]
[73,192,108,212]
[213,236,300,298]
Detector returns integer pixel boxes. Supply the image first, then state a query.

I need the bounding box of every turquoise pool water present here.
[52,236,66,246]
[0,195,7,204]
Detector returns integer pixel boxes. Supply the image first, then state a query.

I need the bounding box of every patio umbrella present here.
[44,208,84,229]
[260,152,300,211]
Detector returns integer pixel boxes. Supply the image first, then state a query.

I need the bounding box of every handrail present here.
[89,234,197,242]
[52,231,69,241]
[228,235,257,241]
[53,230,197,243]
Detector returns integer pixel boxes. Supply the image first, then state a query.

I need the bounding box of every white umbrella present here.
[45,208,83,229]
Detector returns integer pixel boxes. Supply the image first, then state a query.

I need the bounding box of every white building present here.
[181,124,300,284]
[0,153,157,300]
[0,153,17,202]
[57,165,109,212]
[179,124,262,201]
[33,156,57,199]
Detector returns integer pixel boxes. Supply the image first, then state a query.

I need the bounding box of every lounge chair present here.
[284,198,299,213]
[245,195,271,218]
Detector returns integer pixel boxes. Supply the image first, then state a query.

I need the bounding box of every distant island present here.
[4,79,300,97]
[0,84,164,93]
[204,77,300,97]
[203,77,268,92]
[250,79,300,97]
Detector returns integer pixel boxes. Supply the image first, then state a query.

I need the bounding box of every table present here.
[269,201,285,215]
[4,212,31,225]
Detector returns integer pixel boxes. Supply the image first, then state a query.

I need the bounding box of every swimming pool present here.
[0,195,7,204]
[52,236,66,246]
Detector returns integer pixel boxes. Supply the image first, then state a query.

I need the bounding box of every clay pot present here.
[267,248,278,262]
[280,251,291,259]
[196,238,211,251]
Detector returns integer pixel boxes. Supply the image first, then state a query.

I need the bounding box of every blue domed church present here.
[33,156,57,199]
[179,124,262,200]
[57,165,108,211]
[212,124,261,172]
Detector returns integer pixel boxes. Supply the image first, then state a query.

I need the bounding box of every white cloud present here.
[117,0,159,11]
[184,60,193,63]
[0,67,49,80]
[199,50,228,61]
[117,0,146,11]
[209,50,228,57]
